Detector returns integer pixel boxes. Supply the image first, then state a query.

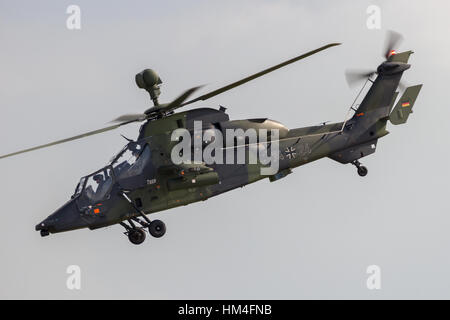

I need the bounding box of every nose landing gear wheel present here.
[128,228,146,245]
[149,220,166,238]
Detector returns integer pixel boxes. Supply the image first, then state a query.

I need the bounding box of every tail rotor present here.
[345,30,406,89]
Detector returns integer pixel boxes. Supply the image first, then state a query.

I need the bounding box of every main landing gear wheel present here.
[149,220,166,238]
[128,228,146,245]
[352,160,368,177]
[357,166,368,177]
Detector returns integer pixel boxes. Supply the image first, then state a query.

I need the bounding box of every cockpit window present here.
[74,141,152,207]
[74,177,86,196]
[111,142,150,180]
[84,168,113,203]
[111,142,140,165]
[75,167,114,208]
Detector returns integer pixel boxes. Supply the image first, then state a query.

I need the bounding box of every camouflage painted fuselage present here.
[39,106,382,234]
[36,51,422,236]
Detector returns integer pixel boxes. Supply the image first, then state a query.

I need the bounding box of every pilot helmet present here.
[93,174,104,182]
[129,142,141,155]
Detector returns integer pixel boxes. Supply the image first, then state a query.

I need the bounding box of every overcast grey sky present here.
[0,0,449,299]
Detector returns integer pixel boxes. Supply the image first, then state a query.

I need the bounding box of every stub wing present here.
[158,163,219,191]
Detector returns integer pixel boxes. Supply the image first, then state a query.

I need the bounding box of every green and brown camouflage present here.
[0,42,423,244]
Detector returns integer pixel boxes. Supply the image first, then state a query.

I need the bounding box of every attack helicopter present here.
[0,32,422,245]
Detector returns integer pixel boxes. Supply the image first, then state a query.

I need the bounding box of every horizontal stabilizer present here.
[389,85,423,125]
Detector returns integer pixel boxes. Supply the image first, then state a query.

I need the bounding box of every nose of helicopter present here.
[35,199,87,236]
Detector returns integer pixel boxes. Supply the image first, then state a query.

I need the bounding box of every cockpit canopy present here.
[74,167,114,206]
[109,141,150,180]
[73,141,154,208]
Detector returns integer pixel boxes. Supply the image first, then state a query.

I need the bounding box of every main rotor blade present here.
[0,120,136,160]
[180,43,341,107]
[111,113,147,123]
[145,85,203,115]
[162,85,203,112]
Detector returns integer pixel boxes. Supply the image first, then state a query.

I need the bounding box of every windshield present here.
[74,177,86,196]
[84,167,113,203]
[110,141,150,180]
[74,141,151,205]
[75,166,114,206]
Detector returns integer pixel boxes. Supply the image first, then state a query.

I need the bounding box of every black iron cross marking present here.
[284,146,296,159]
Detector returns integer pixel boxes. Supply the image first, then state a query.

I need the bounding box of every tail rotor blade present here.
[383,30,404,59]
[345,69,375,88]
